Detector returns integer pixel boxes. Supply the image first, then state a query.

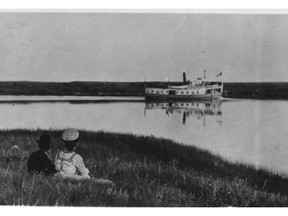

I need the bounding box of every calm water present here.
[1,96,288,174]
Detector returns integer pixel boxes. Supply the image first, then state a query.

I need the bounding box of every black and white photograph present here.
[1,7,288,208]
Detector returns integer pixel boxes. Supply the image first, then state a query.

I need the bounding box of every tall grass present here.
[0,129,288,206]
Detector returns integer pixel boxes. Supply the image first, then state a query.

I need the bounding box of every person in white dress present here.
[54,129,114,185]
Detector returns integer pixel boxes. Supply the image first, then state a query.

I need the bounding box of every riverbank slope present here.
[1,130,288,206]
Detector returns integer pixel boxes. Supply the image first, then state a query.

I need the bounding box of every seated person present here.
[27,133,57,176]
[55,129,113,185]
[54,129,90,181]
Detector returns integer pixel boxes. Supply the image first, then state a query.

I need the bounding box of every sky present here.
[1,12,288,82]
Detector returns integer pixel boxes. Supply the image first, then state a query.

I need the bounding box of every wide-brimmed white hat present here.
[62,129,79,141]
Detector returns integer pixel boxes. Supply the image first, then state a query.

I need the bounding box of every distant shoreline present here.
[0,95,145,103]
[0,81,287,99]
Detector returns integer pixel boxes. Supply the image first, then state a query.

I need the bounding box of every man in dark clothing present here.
[27,133,57,176]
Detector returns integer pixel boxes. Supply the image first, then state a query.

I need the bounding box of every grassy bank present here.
[1,81,288,99]
[1,130,288,206]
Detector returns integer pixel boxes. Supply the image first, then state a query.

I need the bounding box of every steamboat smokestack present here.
[183,72,187,84]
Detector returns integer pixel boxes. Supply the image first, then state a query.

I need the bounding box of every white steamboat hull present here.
[145,92,222,101]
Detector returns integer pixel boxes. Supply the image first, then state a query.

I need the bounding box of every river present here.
[0,96,288,174]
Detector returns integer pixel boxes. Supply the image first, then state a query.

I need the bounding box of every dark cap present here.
[37,133,51,151]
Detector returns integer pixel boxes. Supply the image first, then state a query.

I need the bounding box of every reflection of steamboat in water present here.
[145,72,223,101]
[145,100,222,125]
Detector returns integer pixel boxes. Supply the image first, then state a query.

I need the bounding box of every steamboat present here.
[145,72,223,101]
